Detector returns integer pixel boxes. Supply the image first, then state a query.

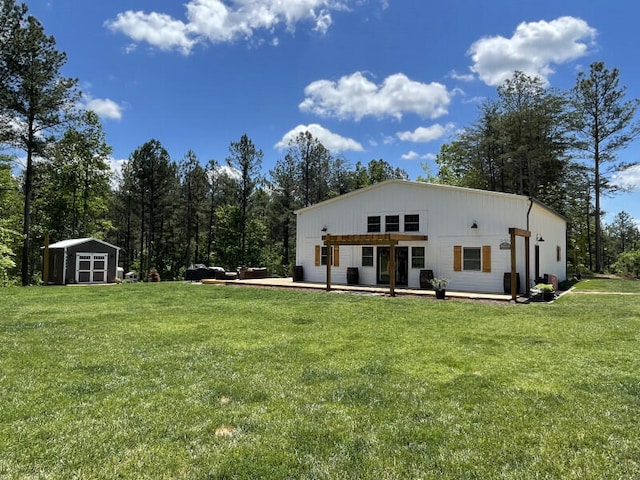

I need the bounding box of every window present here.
[367,216,381,233]
[463,247,481,271]
[315,245,339,267]
[454,245,491,272]
[385,215,400,232]
[405,214,420,232]
[362,247,374,267]
[411,247,425,269]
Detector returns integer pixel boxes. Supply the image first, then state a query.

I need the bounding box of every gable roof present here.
[47,237,120,250]
[294,179,567,222]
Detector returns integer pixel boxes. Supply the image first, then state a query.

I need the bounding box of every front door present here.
[76,253,108,283]
[377,246,408,286]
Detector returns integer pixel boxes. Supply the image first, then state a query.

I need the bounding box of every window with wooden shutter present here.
[482,245,491,272]
[453,245,462,272]
[333,246,340,267]
[314,245,320,266]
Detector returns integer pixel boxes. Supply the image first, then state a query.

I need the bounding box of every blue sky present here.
[23,0,640,224]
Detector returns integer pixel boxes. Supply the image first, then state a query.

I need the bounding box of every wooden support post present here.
[524,236,530,297]
[326,236,332,292]
[389,243,396,297]
[510,229,517,300]
[43,233,50,285]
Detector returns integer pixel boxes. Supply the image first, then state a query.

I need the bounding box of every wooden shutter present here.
[333,245,340,267]
[482,245,491,273]
[314,245,321,266]
[453,245,462,272]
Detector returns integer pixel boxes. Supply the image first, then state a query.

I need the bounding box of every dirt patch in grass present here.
[214,425,235,437]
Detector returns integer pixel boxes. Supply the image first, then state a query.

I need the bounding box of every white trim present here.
[62,247,68,285]
[75,252,109,284]
[48,237,121,250]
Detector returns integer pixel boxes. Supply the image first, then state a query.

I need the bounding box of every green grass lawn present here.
[1,281,639,479]
[571,276,640,293]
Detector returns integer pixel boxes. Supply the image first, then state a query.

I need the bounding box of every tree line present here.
[429,68,639,276]
[1,0,639,285]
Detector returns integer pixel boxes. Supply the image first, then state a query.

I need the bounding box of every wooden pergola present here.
[508,227,531,300]
[322,233,428,297]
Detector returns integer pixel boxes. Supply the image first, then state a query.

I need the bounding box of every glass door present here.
[377,247,408,286]
[377,247,390,284]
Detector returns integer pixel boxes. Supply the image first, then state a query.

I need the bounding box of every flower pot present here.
[435,289,446,300]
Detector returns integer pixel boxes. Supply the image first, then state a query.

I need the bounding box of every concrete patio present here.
[199,276,523,302]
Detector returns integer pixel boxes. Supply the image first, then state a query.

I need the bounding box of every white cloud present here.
[275,124,363,152]
[401,151,434,161]
[299,72,451,121]
[401,151,420,160]
[449,70,475,82]
[105,11,195,54]
[613,165,640,191]
[105,0,350,54]
[216,164,242,180]
[468,16,596,86]
[82,96,124,120]
[396,123,455,143]
[107,157,127,188]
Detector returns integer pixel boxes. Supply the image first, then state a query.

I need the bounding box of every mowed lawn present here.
[1,280,639,479]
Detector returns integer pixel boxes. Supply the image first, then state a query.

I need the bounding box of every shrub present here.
[611,250,640,279]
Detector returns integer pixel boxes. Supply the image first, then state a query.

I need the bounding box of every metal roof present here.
[47,237,120,250]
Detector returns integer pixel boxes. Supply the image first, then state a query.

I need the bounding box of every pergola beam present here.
[322,233,428,245]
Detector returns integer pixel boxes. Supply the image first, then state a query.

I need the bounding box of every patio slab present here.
[201,276,520,302]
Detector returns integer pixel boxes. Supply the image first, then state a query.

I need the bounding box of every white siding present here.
[295,180,566,293]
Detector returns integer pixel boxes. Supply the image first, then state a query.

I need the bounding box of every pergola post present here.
[326,234,332,291]
[389,243,396,297]
[525,236,530,297]
[510,229,517,300]
[509,228,531,301]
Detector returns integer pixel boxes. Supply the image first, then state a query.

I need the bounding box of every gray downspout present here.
[526,197,534,295]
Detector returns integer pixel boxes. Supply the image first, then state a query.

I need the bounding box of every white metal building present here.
[294,180,567,295]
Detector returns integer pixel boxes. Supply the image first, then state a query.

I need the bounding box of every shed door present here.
[76,253,108,284]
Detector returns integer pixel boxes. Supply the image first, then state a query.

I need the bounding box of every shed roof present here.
[47,237,120,250]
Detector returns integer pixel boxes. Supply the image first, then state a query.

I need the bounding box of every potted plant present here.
[531,283,555,301]
[431,277,449,299]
